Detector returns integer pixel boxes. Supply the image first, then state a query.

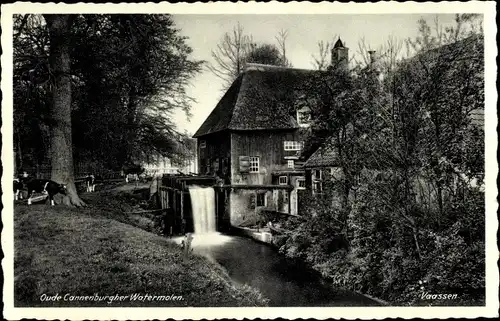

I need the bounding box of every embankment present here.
[13,185,268,307]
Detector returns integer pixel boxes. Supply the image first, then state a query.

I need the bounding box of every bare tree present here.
[311,40,332,71]
[207,23,253,89]
[356,35,405,74]
[405,14,483,57]
[275,29,292,67]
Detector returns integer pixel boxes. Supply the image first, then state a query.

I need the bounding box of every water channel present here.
[181,186,380,306]
[174,233,379,307]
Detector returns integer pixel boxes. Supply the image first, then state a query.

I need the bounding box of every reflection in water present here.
[171,233,379,307]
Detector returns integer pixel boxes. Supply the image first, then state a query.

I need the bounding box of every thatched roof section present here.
[193,65,316,137]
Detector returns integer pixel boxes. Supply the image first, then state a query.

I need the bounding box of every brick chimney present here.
[331,38,349,71]
[368,50,376,64]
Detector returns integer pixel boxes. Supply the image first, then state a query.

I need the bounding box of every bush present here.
[282,175,485,305]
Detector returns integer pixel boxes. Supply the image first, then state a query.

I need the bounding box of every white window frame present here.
[313,170,323,194]
[200,140,206,148]
[297,177,306,189]
[284,141,303,151]
[313,181,323,194]
[297,107,311,127]
[279,176,288,185]
[287,160,295,169]
[249,156,260,173]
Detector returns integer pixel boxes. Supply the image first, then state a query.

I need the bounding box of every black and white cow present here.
[26,179,67,206]
[85,174,96,192]
[14,178,24,201]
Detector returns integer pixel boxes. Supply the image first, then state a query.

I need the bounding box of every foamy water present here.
[188,186,216,234]
[170,232,234,248]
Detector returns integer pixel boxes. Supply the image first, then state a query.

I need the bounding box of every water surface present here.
[175,233,380,307]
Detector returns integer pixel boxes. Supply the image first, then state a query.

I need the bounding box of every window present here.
[249,194,256,210]
[288,160,295,169]
[206,159,212,175]
[313,170,323,194]
[297,107,311,127]
[200,140,206,148]
[313,181,323,194]
[284,141,303,151]
[297,177,306,189]
[279,176,288,185]
[256,192,266,207]
[249,156,260,173]
[283,190,289,204]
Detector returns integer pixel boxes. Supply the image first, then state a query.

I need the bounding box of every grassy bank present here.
[14,185,268,307]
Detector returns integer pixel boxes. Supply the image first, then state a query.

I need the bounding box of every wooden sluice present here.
[157,174,221,235]
[157,174,297,236]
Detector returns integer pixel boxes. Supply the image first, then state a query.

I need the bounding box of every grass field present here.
[13,184,268,307]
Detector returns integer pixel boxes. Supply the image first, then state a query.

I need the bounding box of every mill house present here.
[193,39,350,226]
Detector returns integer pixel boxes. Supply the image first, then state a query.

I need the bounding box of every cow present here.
[85,174,96,192]
[26,179,67,206]
[14,178,24,201]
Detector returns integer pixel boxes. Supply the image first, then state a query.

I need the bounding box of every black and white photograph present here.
[1,2,497,320]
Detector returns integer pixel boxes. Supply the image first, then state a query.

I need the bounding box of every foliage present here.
[282,15,485,305]
[14,14,202,173]
[246,43,289,67]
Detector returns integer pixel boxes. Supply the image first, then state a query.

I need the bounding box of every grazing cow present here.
[14,178,24,201]
[86,174,96,192]
[26,179,67,206]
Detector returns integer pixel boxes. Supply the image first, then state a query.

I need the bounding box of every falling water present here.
[188,186,216,234]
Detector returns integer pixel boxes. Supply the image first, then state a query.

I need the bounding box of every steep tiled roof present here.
[334,38,345,48]
[193,65,316,137]
[304,145,338,168]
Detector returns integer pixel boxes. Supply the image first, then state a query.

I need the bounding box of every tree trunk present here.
[44,14,85,207]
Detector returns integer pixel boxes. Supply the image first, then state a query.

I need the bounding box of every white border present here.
[2,2,498,320]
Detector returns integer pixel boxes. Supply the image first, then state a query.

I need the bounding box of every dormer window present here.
[297,107,311,127]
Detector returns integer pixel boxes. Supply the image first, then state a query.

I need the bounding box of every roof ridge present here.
[227,73,246,130]
[243,63,314,73]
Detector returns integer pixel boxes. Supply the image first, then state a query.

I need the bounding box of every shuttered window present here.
[279,176,288,185]
[239,156,250,173]
[249,194,256,210]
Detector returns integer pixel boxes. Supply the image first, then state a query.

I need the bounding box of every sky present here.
[170,14,459,136]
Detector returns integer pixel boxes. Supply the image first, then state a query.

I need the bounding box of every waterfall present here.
[189,186,216,234]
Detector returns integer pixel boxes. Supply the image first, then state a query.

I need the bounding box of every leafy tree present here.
[282,15,485,305]
[43,14,85,206]
[13,14,202,202]
[245,43,289,67]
